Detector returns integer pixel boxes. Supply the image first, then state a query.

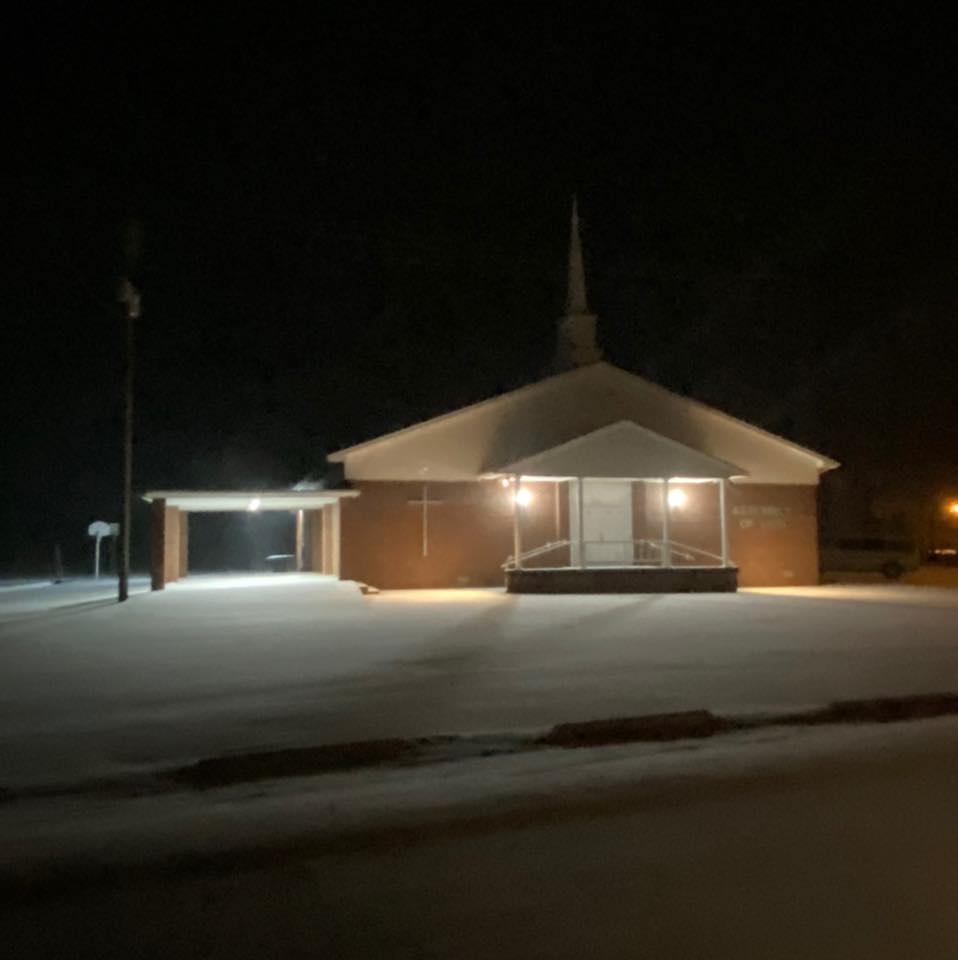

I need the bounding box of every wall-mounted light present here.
[515,488,533,507]
[667,488,687,509]
[500,478,511,488]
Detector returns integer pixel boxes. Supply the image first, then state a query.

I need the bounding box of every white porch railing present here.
[502,538,725,571]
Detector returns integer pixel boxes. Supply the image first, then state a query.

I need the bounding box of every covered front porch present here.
[494,421,742,593]
[503,476,735,593]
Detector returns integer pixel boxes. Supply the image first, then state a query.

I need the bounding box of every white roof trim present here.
[328,366,591,461]
[601,364,840,471]
[143,490,359,512]
[328,362,838,471]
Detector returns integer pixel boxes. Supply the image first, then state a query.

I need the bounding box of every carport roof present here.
[142,490,359,512]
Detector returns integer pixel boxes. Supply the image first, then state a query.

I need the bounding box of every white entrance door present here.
[582,480,633,566]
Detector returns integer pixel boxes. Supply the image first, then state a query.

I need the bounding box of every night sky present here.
[5,4,958,572]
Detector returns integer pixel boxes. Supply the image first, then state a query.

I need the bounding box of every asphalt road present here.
[6,717,958,959]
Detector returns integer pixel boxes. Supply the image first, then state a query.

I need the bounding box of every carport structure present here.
[142,490,360,590]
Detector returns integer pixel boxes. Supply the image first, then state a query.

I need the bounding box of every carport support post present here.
[332,500,341,577]
[295,509,304,571]
[719,479,729,566]
[660,479,672,567]
[149,497,167,591]
[179,511,189,579]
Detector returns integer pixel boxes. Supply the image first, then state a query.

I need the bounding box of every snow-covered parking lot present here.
[2,574,958,789]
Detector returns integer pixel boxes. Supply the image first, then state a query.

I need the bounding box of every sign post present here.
[87,521,113,580]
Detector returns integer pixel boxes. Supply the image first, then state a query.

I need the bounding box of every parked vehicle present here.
[821,538,921,580]
[928,547,958,566]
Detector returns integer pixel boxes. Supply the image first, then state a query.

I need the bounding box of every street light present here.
[117,276,140,603]
[117,219,142,604]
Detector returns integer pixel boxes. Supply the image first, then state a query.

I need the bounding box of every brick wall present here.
[339,480,821,590]
[340,480,566,589]
[727,483,819,586]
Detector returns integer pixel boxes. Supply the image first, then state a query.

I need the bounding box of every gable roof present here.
[329,362,839,484]
[496,420,747,479]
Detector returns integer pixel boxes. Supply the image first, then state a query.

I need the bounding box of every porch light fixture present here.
[515,488,533,507]
[248,497,262,512]
[667,488,687,509]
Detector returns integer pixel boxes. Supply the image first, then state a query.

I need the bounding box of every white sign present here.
[87,520,114,579]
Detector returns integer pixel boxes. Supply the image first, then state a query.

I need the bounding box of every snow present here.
[0,580,52,593]
[3,574,958,789]
[6,717,958,958]
[1,715,953,873]
[0,575,150,617]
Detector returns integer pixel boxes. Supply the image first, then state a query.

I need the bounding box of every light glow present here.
[667,488,687,509]
[947,500,958,517]
[515,488,533,507]
[500,478,511,488]
[248,497,262,512]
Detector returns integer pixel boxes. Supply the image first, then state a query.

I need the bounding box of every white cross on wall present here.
[407,483,445,557]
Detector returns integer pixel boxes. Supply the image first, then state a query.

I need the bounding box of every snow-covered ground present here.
[0,575,150,620]
[6,718,958,958]
[2,574,958,789]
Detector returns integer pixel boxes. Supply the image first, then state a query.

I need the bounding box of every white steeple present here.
[557,196,602,368]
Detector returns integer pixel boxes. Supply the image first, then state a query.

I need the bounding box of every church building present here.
[146,202,838,593]
[328,202,838,591]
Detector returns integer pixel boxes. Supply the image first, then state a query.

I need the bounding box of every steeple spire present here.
[566,195,589,315]
[556,196,602,368]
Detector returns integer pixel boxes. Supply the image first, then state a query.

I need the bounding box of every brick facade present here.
[727,483,820,587]
[339,479,821,590]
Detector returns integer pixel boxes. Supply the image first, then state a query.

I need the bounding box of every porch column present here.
[577,476,586,569]
[512,475,522,569]
[567,479,580,567]
[554,480,561,541]
[719,478,729,566]
[660,479,672,566]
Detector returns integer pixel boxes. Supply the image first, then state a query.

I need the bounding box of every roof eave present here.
[327,365,597,461]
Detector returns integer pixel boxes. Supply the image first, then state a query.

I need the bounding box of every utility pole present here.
[117,277,140,602]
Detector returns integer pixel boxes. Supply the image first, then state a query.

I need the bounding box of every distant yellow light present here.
[667,488,687,509]
[947,500,958,517]
[515,488,533,507]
